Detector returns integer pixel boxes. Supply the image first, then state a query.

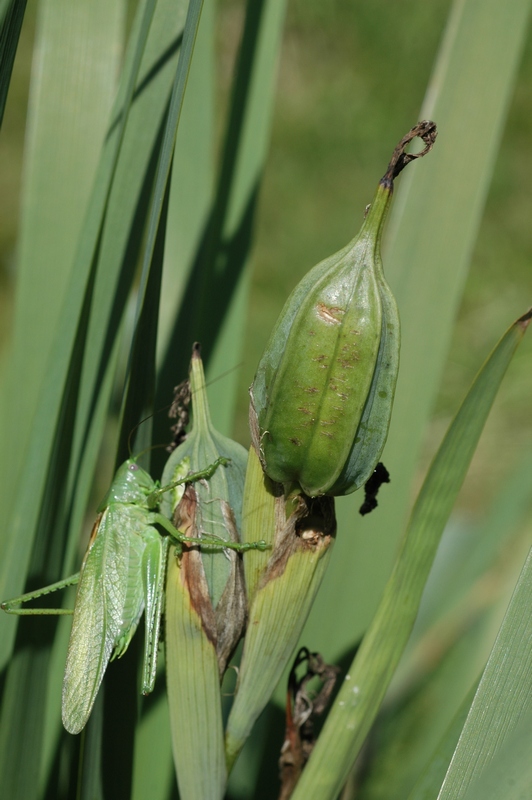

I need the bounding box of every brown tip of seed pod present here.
[381,120,438,186]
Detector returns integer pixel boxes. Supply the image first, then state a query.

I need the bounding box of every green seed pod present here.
[250,122,437,497]
[161,344,249,671]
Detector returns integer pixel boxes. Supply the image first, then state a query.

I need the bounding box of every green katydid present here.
[1,455,268,735]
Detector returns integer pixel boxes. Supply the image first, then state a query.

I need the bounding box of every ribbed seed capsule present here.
[250,122,437,497]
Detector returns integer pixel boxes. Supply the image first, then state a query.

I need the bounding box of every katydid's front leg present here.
[1,573,80,615]
[149,512,270,553]
[146,456,230,508]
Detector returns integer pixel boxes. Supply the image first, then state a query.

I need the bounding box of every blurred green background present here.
[1,0,531,522]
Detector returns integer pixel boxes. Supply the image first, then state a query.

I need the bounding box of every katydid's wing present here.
[62,506,146,734]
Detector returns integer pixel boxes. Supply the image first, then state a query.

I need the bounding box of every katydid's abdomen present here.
[62,504,153,735]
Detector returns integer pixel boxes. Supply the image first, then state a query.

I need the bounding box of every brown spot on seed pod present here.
[315,302,345,324]
[320,431,334,438]
[304,386,319,394]
[289,437,302,446]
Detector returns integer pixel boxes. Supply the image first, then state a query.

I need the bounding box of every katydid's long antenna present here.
[128,352,245,455]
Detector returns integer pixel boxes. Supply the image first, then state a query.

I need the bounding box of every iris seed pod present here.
[250,121,437,497]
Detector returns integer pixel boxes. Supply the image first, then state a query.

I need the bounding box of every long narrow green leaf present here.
[409,446,532,644]
[291,309,531,800]
[92,8,208,791]
[0,4,161,785]
[117,0,205,462]
[130,4,216,797]
[76,3,206,795]
[437,543,532,799]
[307,0,532,662]
[0,2,184,797]
[354,624,487,800]
[57,2,189,610]
[153,0,288,452]
[132,691,173,800]
[0,4,124,799]
[0,0,151,660]
[0,0,125,523]
[0,0,27,127]
[407,683,479,800]
[358,448,532,800]
[0,0,11,26]
[156,0,214,367]
[460,706,532,800]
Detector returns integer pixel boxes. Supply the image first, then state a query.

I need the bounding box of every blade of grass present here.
[291,309,532,800]
[165,545,228,800]
[0,3,124,798]
[0,0,27,127]
[357,397,532,799]
[0,0,151,662]
[130,5,216,795]
[436,543,532,799]
[132,688,174,800]
[460,703,532,800]
[0,0,125,525]
[93,7,209,792]
[0,1,188,796]
[80,4,210,796]
[116,0,205,463]
[0,9,160,787]
[359,445,532,800]
[157,0,214,369]
[57,1,191,616]
[409,446,532,645]
[153,0,288,456]
[407,683,479,800]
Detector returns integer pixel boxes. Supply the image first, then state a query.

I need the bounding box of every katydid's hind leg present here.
[141,530,169,694]
[1,573,80,615]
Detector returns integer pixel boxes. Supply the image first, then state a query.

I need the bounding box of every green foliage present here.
[0,0,531,798]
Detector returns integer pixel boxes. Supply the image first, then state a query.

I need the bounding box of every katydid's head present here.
[98,459,157,509]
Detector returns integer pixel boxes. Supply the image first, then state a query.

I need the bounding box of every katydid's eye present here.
[129,464,138,471]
